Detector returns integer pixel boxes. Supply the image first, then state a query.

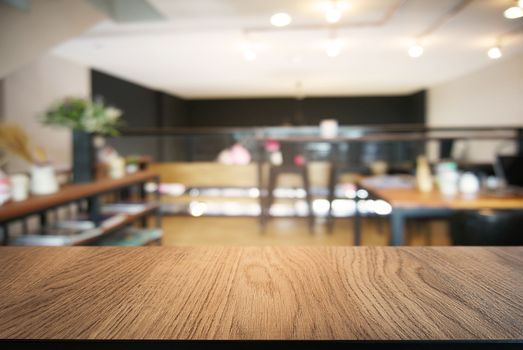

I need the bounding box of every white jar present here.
[459,172,480,196]
[269,151,283,166]
[30,165,59,195]
[10,174,29,201]
[436,161,459,197]
[438,171,459,197]
[109,157,126,179]
[320,119,339,139]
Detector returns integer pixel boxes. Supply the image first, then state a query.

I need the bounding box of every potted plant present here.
[42,97,122,183]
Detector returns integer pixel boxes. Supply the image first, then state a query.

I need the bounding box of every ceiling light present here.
[325,1,350,24]
[326,8,342,23]
[487,46,502,59]
[270,12,292,27]
[326,6,342,23]
[504,0,523,19]
[326,39,342,58]
[504,6,523,18]
[408,44,424,58]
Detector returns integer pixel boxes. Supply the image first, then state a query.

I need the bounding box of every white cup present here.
[30,165,59,195]
[109,157,126,179]
[320,119,339,139]
[437,171,459,197]
[10,174,29,201]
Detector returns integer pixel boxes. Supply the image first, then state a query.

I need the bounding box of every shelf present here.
[74,202,159,245]
[11,202,159,246]
[93,228,162,246]
[0,171,159,223]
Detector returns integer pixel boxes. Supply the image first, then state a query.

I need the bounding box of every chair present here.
[261,141,314,233]
[326,142,368,232]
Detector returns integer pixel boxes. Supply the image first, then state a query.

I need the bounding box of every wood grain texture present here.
[149,161,353,188]
[0,246,522,340]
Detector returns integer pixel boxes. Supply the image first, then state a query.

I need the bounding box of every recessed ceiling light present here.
[503,5,523,19]
[324,1,350,24]
[408,44,424,58]
[270,12,292,27]
[487,46,502,59]
[326,7,342,23]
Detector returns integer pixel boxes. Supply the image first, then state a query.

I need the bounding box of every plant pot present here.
[73,130,95,183]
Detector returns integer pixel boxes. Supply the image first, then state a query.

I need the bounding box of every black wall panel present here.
[160,94,187,127]
[186,98,297,127]
[91,70,426,128]
[91,70,161,128]
[186,93,425,127]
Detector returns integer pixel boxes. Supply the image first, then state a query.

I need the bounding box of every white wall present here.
[428,52,523,163]
[0,0,104,78]
[3,53,90,172]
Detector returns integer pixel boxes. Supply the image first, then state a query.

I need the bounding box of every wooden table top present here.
[0,171,159,222]
[0,246,522,341]
[359,181,523,210]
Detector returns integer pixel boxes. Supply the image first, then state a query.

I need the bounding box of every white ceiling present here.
[52,0,523,98]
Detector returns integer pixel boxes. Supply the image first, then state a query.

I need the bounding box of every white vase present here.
[320,119,339,139]
[30,165,59,195]
[416,156,433,193]
[459,172,480,196]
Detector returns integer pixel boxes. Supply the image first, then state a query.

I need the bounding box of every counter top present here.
[359,178,523,210]
[0,246,522,341]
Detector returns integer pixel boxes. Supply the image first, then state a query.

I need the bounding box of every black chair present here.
[261,141,314,233]
[450,211,523,245]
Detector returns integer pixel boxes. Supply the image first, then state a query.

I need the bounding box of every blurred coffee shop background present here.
[0,0,522,247]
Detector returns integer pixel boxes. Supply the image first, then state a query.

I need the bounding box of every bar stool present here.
[261,141,314,233]
[326,142,367,233]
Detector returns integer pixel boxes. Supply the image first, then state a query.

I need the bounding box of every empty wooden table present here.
[0,246,522,348]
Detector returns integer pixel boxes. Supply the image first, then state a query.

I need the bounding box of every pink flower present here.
[264,140,280,152]
[294,155,305,166]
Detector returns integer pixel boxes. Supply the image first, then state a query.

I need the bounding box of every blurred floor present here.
[161,216,451,246]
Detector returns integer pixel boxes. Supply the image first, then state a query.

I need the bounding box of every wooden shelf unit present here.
[0,171,161,245]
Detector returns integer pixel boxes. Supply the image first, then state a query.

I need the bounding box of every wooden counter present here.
[0,246,522,344]
[356,178,523,245]
[361,186,523,210]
